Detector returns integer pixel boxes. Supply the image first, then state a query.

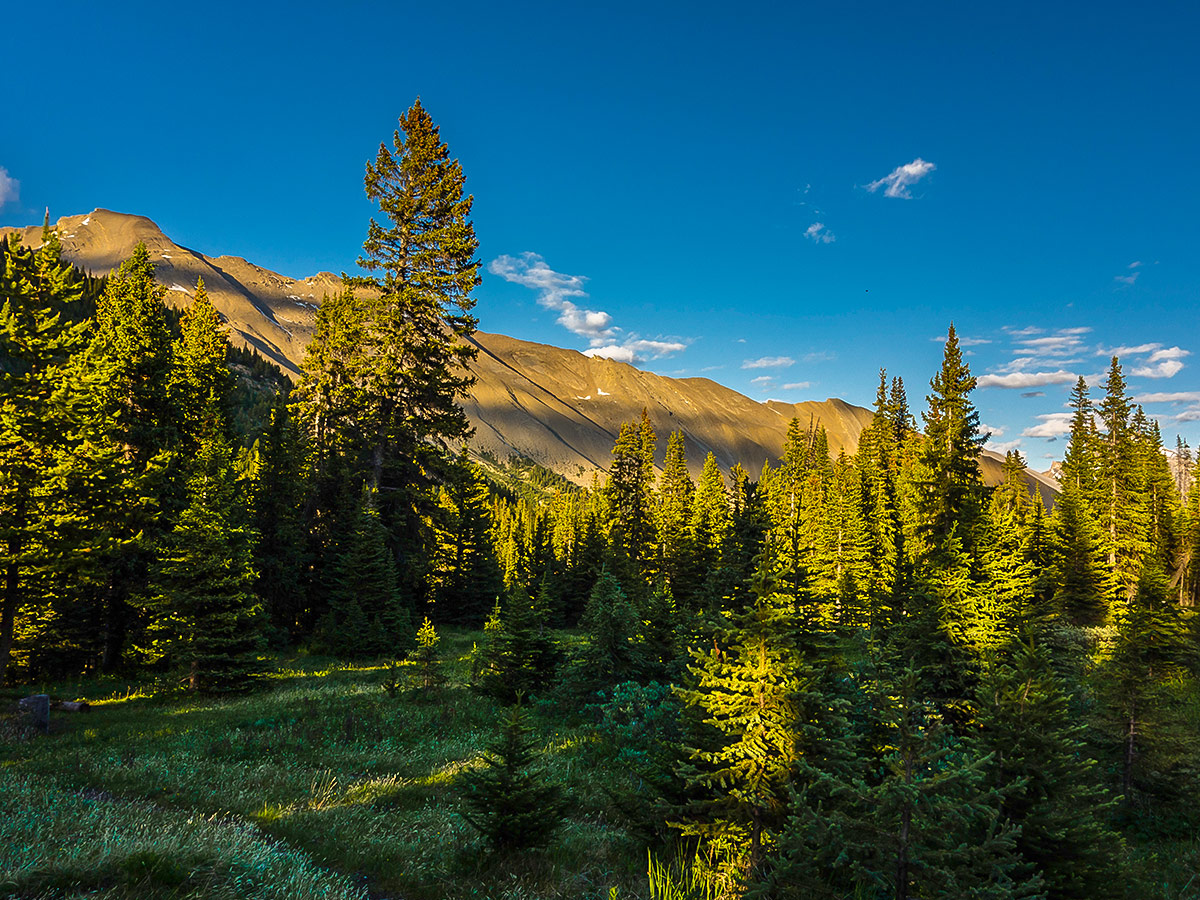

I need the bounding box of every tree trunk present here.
[101,586,128,673]
[1,502,25,687]
[0,560,18,687]
[1122,701,1137,799]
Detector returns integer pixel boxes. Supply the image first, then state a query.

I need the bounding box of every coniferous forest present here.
[3,100,1200,900]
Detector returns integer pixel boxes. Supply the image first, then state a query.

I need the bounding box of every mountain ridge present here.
[0,208,1057,501]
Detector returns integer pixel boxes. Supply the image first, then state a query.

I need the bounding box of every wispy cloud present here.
[489,252,687,363]
[866,158,936,199]
[1114,272,1139,286]
[803,350,837,364]
[1003,326,1044,338]
[804,222,836,244]
[1021,391,1045,398]
[0,167,18,209]
[750,376,775,386]
[980,423,1005,437]
[1129,260,1143,269]
[782,381,812,391]
[742,356,795,370]
[979,370,1077,389]
[1102,342,1162,356]
[1013,332,1090,358]
[987,438,1025,454]
[1022,413,1074,439]
[1135,391,1200,403]
[933,333,992,347]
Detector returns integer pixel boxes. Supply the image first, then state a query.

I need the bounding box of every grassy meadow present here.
[0,630,643,900]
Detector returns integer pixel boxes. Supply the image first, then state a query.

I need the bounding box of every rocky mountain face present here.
[1,209,332,376]
[1,209,1058,500]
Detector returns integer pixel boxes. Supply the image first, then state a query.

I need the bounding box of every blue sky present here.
[5,1,1200,464]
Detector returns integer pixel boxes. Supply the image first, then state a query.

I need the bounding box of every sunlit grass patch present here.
[0,773,366,900]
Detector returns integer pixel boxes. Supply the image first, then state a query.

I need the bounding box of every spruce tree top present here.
[355,98,481,449]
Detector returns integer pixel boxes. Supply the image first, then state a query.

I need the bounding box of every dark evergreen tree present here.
[607,413,657,581]
[973,644,1121,900]
[765,670,1041,900]
[1049,477,1112,625]
[472,583,557,702]
[572,569,646,694]
[430,451,503,624]
[318,491,413,658]
[657,429,695,601]
[1104,560,1197,814]
[459,703,568,853]
[251,395,307,641]
[145,433,263,693]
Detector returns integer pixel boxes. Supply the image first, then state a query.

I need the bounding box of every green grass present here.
[0,630,644,900]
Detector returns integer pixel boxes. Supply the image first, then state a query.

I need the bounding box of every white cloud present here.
[0,167,18,209]
[1134,391,1200,403]
[1131,359,1185,379]
[750,376,775,385]
[490,251,688,363]
[1150,346,1189,362]
[1129,260,1143,269]
[865,158,936,199]
[583,345,637,364]
[804,222,836,244]
[1022,413,1074,439]
[980,423,1005,437]
[584,339,688,363]
[742,356,796,370]
[987,438,1025,454]
[978,370,1077,389]
[1114,272,1139,286]
[782,381,812,391]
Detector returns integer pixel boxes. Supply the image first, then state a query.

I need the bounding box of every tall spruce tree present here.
[169,277,232,447]
[355,99,480,580]
[607,414,658,580]
[318,490,413,658]
[0,230,83,683]
[251,395,308,641]
[914,324,985,560]
[657,430,695,600]
[429,451,503,624]
[1096,357,1149,600]
[674,553,810,882]
[145,433,262,693]
[71,242,179,671]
